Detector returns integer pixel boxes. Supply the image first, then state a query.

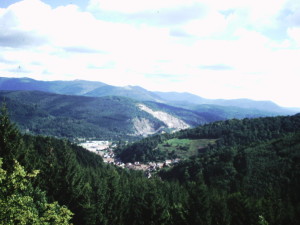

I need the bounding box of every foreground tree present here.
[0,158,73,224]
[0,104,24,171]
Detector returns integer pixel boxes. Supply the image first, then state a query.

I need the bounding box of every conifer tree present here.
[0,104,23,171]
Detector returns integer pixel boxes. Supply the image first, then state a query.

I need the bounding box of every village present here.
[78,140,180,177]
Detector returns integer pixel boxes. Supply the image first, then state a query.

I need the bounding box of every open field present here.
[156,138,217,159]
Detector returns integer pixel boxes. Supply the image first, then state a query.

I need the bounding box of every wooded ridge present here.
[0,106,299,225]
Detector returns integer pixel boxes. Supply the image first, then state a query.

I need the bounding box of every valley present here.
[78,139,181,175]
[78,137,216,176]
[0,76,300,225]
[0,0,299,223]
[1,105,300,225]
[0,76,297,142]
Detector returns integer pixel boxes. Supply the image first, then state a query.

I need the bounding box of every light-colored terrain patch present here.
[79,141,111,153]
[132,117,161,136]
[137,104,190,130]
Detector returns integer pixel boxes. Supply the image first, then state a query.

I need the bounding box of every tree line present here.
[116,113,300,163]
[0,105,300,224]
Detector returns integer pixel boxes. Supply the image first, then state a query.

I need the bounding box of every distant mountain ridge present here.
[0,77,106,95]
[1,89,292,140]
[0,76,296,115]
[85,84,163,102]
[0,90,213,140]
[154,91,287,113]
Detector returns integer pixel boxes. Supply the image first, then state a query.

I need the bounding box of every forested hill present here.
[1,107,300,224]
[116,113,300,163]
[0,90,212,140]
[0,76,296,115]
[0,107,189,224]
[176,113,300,145]
[159,131,300,225]
[0,90,286,141]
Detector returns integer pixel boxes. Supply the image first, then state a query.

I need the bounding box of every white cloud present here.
[88,0,199,13]
[182,11,227,37]
[287,27,300,46]
[0,0,300,107]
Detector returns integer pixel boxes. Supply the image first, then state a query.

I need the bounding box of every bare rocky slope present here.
[0,90,203,140]
[137,104,190,130]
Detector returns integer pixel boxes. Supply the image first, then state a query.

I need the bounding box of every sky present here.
[0,0,300,107]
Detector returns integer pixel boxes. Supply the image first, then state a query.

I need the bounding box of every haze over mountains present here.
[0,76,297,139]
[0,77,296,112]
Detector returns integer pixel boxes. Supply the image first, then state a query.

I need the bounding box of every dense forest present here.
[0,91,166,140]
[0,90,214,140]
[0,90,292,142]
[0,106,299,224]
[116,113,300,163]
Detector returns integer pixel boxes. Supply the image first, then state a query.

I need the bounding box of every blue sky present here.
[0,0,300,107]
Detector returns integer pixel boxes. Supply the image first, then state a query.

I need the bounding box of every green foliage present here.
[258,215,269,225]
[118,114,300,163]
[0,91,166,140]
[115,133,172,163]
[1,89,290,141]
[0,104,24,170]
[157,138,216,159]
[1,106,300,225]
[0,106,73,224]
[159,131,300,225]
[0,159,73,225]
[176,114,300,146]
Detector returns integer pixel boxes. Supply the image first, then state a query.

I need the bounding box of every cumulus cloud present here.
[0,0,300,107]
[63,46,107,54]
[200,64,233,71]
[88,0,200,13]
[0,1,49,48]
[0,29,47,47]
[169,29,192,38]
[288,27,300,46]
[126,4,207,26]
[89,3,207,27]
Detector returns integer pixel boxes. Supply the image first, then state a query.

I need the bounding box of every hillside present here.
[146,101,283,122]
[1,108,299,225]
[1,89,290,141]
[85,84,163,102]
[0,90,213,140]
[0,77,106,95]
[116,113,300,163]
[154,91,295,114]
[159,131,300,225]
[0,76,295,115]
[0,109,190,224]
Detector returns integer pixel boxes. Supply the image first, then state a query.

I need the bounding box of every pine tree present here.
[0,104,24,171]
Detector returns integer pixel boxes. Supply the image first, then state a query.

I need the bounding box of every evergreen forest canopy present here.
[116,113,300,163]
[0,104,299,225]
[0,90,289,141]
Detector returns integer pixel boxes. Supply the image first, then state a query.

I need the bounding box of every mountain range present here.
[1,77,300,224]
[0,76,298,140]
[0,76,296,112]
[0,90,211,140]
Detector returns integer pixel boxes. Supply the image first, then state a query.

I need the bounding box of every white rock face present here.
[137,104,190,130]
[132,117,161,136]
